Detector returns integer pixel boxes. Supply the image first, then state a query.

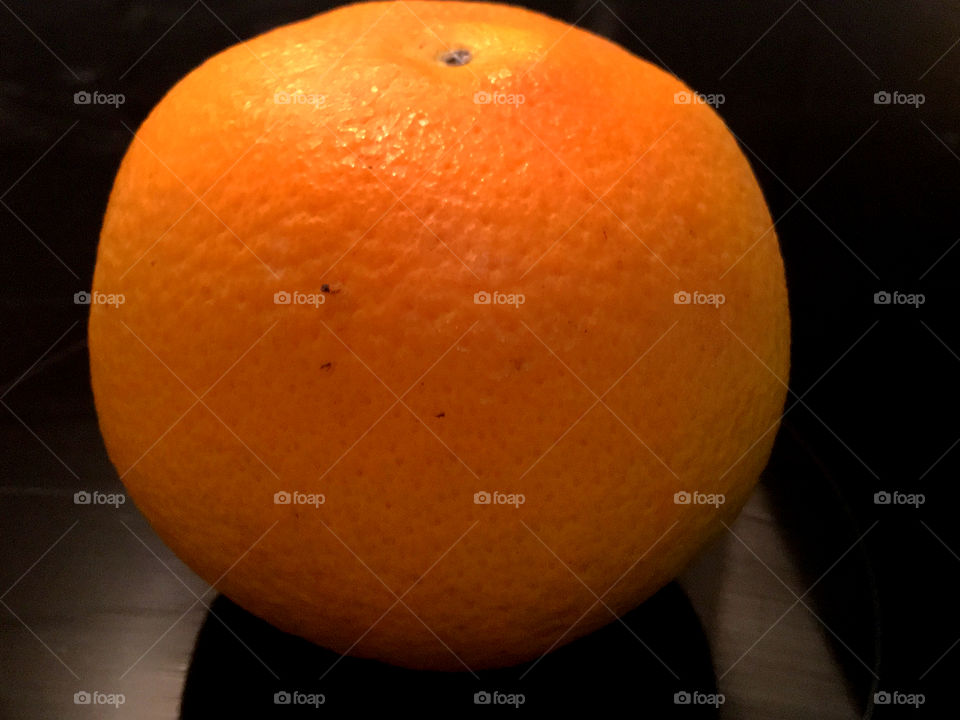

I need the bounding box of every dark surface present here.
[2,0,957,717]
[181,585,718,717]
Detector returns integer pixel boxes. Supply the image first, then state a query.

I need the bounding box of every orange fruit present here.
[90,0,789,670]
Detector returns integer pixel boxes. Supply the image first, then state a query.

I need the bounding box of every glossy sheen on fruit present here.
[90,1,789,670]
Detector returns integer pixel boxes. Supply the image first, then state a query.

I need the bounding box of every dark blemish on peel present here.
[434,412,445,418]
[320,284,341,294]
[439,48,472,67]
[320,362,332,370]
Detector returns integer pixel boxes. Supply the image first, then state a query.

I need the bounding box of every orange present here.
[90,1,789,670]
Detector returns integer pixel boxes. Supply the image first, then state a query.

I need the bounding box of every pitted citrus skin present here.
[90,1,789,670]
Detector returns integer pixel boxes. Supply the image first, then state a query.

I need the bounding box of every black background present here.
[1,1,957,717]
